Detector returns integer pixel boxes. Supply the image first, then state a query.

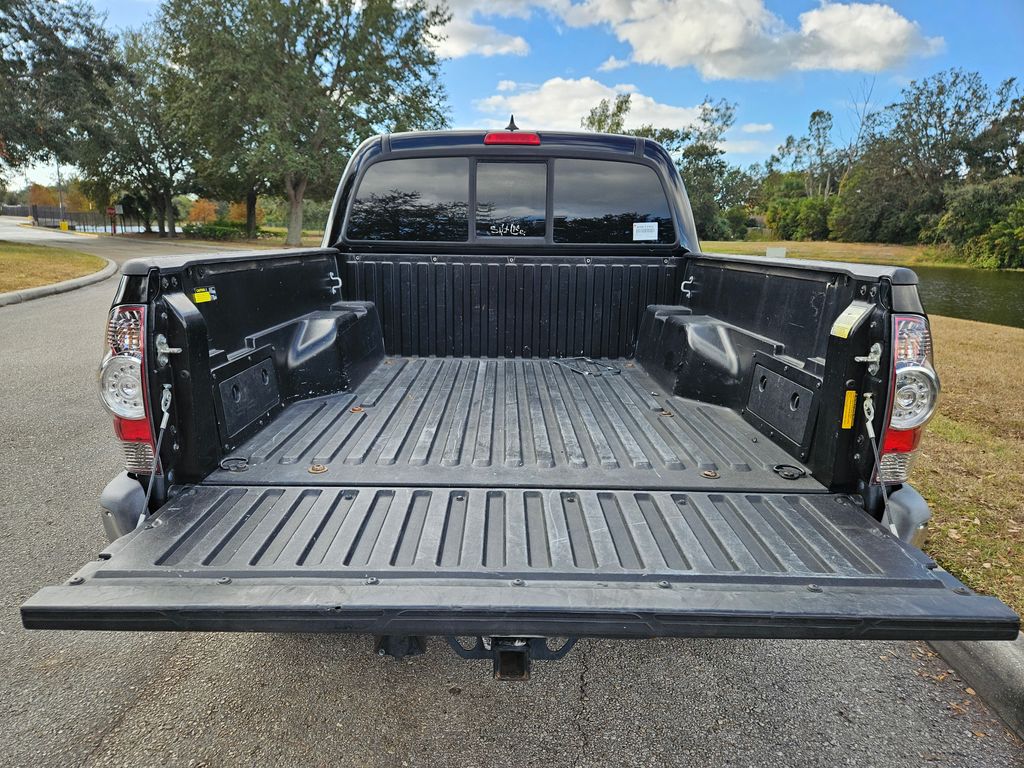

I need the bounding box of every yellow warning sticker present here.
[193,286,217,304]
[830,301,872,339]
[841,390,858,429]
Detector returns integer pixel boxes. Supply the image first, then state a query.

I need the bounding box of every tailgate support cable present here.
[137,385,173,529]
[862,393,896,536]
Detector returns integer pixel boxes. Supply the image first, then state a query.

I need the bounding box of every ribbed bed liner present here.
[209,357,821,492]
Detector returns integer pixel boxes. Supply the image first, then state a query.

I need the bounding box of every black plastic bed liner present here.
[207,357,822,491]
[22,485,1019,639]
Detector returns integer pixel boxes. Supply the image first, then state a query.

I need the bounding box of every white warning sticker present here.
[632,222,658,241]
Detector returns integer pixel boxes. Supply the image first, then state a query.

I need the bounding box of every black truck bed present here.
[208,357,821,492]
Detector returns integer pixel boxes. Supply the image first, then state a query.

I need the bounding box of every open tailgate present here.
[22,485,1018,640]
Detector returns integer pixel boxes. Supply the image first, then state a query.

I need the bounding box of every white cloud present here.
[437,1,942,78]
[793,3,944,71]
[557,0,939,78]
[496,80,519,92]
[598,55,629,72]
[435,16,529,58]
[720,138,772,155]
[475,76,701,131]
[434,0,537,58]
[740,122,773,133]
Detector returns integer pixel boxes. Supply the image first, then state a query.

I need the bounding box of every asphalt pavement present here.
[0,215,259,265]
[0,226,1021,767]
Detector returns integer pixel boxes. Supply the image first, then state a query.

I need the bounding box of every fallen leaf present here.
[982,563,992,569]
[972,731,987,738]
[966,687,976,696]
[947,529,962,540]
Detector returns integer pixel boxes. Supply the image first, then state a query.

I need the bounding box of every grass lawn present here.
[701,239,961,268]
[0,240,108,293]
[913,316,1023,615]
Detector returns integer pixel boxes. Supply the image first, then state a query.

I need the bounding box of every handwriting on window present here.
[488,221,528,237]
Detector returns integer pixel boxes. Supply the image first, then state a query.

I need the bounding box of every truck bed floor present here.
[208,357,821,492]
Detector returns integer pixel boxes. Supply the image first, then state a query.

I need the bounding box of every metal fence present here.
[1,204,30,217]
[25,205,153,234]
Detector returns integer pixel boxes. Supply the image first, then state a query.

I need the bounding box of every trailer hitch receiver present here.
[446,636,578,680]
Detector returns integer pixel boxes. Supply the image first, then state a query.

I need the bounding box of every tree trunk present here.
[165,187,176,238]
[284,175,307,247]
[245,187,258,239]
[153,194,166,237]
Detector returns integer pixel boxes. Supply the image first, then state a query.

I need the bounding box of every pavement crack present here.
[572,641,591,767]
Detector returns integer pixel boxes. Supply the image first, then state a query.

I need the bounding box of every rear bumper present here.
[885,484,932,546]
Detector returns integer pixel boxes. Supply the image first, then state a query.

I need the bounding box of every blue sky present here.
[31,0,1024,184]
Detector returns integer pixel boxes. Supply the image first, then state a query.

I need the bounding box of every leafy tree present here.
[932,176,1024,246]
[74,31,191,236]
[581,94,751,240]
[0,0,118,181]
[966,92,1023,180]
[162,0,450,245]
[829,69,1019,244]
[188,199,219,224]
[28,183,58,207]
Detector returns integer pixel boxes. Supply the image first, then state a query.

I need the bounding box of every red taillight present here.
[99,305,158,474]
[882,427,922,454]
[483,132,541,145]
[114,415,153,443]
[878,314,940,484]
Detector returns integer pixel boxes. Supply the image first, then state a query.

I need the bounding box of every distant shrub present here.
[794,196,834,241]
[765,198,800,240]
[933,176,1024,246]
[182,220,255,240]
[962,198,1024,269]
[723,205,749,240]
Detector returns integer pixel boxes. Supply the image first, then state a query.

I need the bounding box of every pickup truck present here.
[22,129,1018,679]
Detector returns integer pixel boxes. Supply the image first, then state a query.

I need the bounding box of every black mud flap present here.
[22,486,1018,640]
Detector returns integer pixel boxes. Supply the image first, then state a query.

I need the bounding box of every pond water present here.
[912,265,1024,329]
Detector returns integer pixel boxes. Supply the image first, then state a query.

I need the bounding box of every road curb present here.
[932,633,1024,738]
[0,257,118,307]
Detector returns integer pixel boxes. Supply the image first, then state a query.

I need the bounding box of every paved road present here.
[0,215,261,265]
[0,234,1021,767]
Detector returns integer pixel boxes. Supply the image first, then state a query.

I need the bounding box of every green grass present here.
[0,240,107,293]
[700,239,966,268]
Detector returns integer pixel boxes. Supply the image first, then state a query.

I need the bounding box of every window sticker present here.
[632,222,658,241]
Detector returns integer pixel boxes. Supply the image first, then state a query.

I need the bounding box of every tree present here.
[75,31,191,236]
[163,0,450,246]
[0,0,118,182]
[829,69,1019,244]
[188,199,219,224]
[28,183,58,207]
[581,94,751,240]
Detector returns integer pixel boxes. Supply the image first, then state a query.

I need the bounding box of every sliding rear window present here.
[553,159,675,244]
[346,157,469,241]
[345,155,675,245]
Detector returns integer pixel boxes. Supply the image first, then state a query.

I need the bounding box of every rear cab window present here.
[345,154,677,246]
